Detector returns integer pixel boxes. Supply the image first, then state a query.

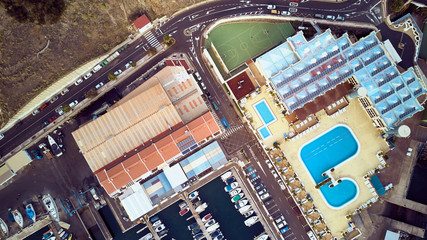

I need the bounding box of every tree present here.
[108,72,117,81]
[390,0,404,12]
[84,88,98,99]
[146,47,157,56]
[130,61,137,67]
[163,34,171,44]
[62,104,72,113]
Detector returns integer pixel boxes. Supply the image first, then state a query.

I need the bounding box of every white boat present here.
[244,210,254,218]
[224,182,238,192]
[139,232,153,240]
[42,194,60,222]
[25,203,36,223]
[220,171,232,181]
[206,222,220,233]
[255,234,269,240]
[48,135,63,157]
[239,205,252,214]
[11,209,24,228]
[229,188,242,197]
[204,219,216,227]
[0,218,8,236]
[244,216,258,227]
[188,191,199,200]
[234,199,248,209]
[195,202,208,213]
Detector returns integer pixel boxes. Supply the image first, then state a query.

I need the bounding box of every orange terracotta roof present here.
[155,135,181,160]
[122,154,149,180]
[202,112,220,134]
[96,171,117,195]
[171,127,190,143]
[138,145,164,171]
[106,164,133,191]
[187,115,212,143]
[133,14,150,29]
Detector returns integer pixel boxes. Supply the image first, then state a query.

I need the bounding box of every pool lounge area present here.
[299,124,360,209]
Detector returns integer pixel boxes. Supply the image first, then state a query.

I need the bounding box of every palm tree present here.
[108,72,117,81]
[62,104,72,113]
[84,88,98,99]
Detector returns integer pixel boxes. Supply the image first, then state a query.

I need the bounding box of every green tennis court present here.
[206,22,295,71]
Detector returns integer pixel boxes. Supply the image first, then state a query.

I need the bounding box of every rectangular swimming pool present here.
[254,99,276,125]
[258,126,272,139]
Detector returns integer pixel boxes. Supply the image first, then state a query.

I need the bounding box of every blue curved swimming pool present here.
[299,125,360,208]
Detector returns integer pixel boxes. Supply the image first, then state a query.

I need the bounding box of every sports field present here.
[206,22,295,71]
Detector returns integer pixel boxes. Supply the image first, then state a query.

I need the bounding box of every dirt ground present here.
[0,0,205,127]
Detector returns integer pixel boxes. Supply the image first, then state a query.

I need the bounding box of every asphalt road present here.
[0,0,418,239]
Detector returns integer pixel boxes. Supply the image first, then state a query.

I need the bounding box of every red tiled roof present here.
[227,71,256,100]
[122,154,149,180]
[203,112,220,134]
[133,14,150,29]
[139,145,164,170]
[106,163,132,191]
[96,171,118,195]
[155,135,181,160]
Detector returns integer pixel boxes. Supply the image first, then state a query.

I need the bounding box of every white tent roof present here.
[163,164,188,189]
[120,184,153,221]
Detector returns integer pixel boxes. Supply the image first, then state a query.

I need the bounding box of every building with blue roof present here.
[256,29,426,130]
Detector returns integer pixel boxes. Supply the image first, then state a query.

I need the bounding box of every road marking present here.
[256,160,266,175]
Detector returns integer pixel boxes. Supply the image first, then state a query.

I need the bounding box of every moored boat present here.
[229,188,242,197]
[11,209,23,228]
[25,203,36,223]
[188,191,199,200]
[140,232,153,240]
[204,219,216,228]
[214,234,224,240]
[42,194,60,222]
[224,182,238,192]
[42,229,53,240]
[0,218,8,236]
[244,210,254,218]
[231,193,244,203]
[179,207,189,216]
[239,205,252,214]
[220,171,232,181]
[255,233,269,240]
[244,216,258,227]
[206,222,220,233]
[179,201,187,209]
[48,135,63,157]
[234,199,248,209]
[201,213,212,223]
[195,203,208,213]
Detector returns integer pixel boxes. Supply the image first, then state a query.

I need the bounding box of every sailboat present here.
[25,203,36,223]
[0,218,8,236]
[48,135,63,157]
[11,209,24,228]
[42,194,60,222]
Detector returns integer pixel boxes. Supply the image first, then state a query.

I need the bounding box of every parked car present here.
[289,2,298,6]
[260,193,270,200]
[293,206,302,217]
[32,109,40,116]
[271,169,279,178]
[114,69,122,76]
[280,226,290,233]
[255,183,264,191]
[265,160,273,169]
[39,103,48,111]
[83,72,92,80]
[315,14,325,19]
[194,72,202,81]
[0,133,4,140]
[61,88,69,95]
[336,15,345,21]
[95,82,104,89]
[281,11,291,16]
[200,82,207,90]
[307,231,316,240]
[289,7,298,12]
[125,61,133,69]
[50,96,59,103]
[69,100,79,108]
[42,121,49,128]
[56,107,64,116]
[326,15,336,20]
[212,102,219,111]
[75,78,83,85]
[257,189,267,196]
[49,116,57,122]
[267,5,276,9]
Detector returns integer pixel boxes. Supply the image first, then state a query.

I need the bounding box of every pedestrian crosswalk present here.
[144,31,160,48]
[221,125,244,139]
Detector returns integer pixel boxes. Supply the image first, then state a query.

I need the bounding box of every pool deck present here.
[242,86,389,237]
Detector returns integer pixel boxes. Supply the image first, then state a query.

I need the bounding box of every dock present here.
[184,192,213,240]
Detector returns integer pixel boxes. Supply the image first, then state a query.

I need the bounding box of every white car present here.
[265,160,273,169]
[69,100,79,108]
[326,15,336,20]
[271,169,279,178]
[281,11,291,16]
[125,61,133,69]
[194,72,202,81]
[267,5,276,10]
[95,82,104,89]
[289,7,298,12]
[55,107,64,115]
[32,109,40,116]
[50,96,59,103]
[61,88,69,95]
[260,193,270,200]
[307,231,316,240]
[114,69,122,76]
[200,82,207,90]
[289,2,298,6]
[83,72,92,80]
[75,78,83,85]
[0,133,4,140]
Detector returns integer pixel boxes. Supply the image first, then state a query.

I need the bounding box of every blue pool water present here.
[300,125,359,208]
[300,125,359,184]
[320,179,358,208]
[254,100,276,125]
[258,126,272,139]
